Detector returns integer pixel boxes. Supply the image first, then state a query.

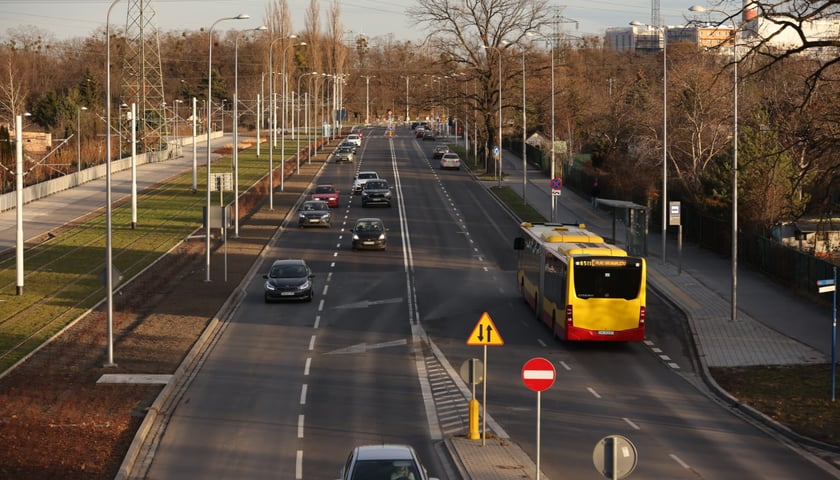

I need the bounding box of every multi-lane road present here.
[141,127,835,479]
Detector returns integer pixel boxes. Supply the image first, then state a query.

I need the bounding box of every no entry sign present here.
[522,357,556,392]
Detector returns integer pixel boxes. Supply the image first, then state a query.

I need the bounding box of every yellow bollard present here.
[468,398,480,440]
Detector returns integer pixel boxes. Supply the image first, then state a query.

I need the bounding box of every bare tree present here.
[409,0,552,170]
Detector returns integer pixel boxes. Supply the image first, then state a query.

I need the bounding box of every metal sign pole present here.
[482,344,487,446]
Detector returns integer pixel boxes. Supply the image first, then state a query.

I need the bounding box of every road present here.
[143,127,835,479]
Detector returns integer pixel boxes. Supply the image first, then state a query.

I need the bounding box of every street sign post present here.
[522,357,556,480]
[466,312,504,444]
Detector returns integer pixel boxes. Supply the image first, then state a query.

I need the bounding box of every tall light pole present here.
[362,75,375,124]
[76,106,87,172]
[690,5,739,321]
[280,40,306,190]
[520,48,527,204]
[206,13,249,282]
[104,0,122,367]
[232,26,267,238]
[297,71,317,171]
[632,20,668,264]
[401,75,411,122]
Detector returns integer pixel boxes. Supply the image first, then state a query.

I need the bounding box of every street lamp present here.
[361,75,375,124]
[280,40,306,191]
[206,13,249,282]
[297,71,317,171]
[77,106,87,172]
[689,5,739,322]
[631,20,668,265]
[483,44,503,187]
[268,35,300,206]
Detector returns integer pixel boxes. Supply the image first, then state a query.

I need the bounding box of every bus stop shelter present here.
[594,198,648,257]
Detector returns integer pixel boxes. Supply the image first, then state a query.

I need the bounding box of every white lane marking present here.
[308,335,316,350]
[298,414,304,438]
[296,450,303,479]
[304,357,311,375]
[300,384,308,405]
[623,417,640,430]
[318,299,325,311]
[670,453,690,469]
[313,316,320,329]
[537,339,547,347]
[587,387,602,399]
[322,285,329,295]
[558,361,572,371]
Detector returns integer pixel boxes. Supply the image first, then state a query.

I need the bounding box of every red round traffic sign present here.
[522,357,556,392]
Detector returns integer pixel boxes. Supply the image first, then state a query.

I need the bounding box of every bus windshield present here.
[573,259,642,300]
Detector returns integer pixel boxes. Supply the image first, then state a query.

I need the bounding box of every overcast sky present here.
[0,0,715,44]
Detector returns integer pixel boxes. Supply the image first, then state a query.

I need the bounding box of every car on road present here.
[334,146,355,163]
[338,444,438,480]
[263,258,314,302]
[298,200,332,228]
[440,152,461,170]
[432,144,449,159]
[338,141,358,153]
[415,128,426,138]
[361,179,393,207]
[422,130,436,141]
[352,171,379,195]
[311,184,340,208]
[351,218,388,251]
[346,133,362,147]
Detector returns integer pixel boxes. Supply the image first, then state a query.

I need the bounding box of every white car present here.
[338,444,439,480]
[346,133,362,147]
[352,171,379,195]
[440,152,461,170]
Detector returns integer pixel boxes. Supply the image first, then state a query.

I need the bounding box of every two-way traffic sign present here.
[466,312,504,346]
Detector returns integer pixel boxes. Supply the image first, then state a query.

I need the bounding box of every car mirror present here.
[262,274,268,279]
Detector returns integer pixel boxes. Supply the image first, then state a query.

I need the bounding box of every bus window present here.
[574,266,642,300]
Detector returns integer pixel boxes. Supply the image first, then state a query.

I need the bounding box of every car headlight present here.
[321,214,331,221]
[352,233,360,240]
[384,191,392,198]
[297,280,311,291]
[264,280,277,291]
[378,233,386,240]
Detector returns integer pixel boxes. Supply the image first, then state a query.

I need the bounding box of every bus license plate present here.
[598,330,615,335]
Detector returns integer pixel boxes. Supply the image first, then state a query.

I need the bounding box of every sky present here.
[0,0,713,44]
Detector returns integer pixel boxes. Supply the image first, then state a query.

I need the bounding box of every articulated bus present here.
[513,223,646,341]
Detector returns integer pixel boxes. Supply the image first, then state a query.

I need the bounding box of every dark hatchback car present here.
[361,179,392,207]
[263,258,314,302]
[298,200,332,228]
[351,218,388,251]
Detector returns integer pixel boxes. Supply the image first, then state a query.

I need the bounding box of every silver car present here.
[338,444,439,480]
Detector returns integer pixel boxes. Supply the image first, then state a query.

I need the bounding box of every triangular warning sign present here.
[467,312,504,346]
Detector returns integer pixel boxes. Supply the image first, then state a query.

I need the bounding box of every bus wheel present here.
[551,312,559,339]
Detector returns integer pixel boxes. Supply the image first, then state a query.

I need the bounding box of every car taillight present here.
[565,305,573,326]
[639,306,646,324]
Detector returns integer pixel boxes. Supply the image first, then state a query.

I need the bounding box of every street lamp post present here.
[280,40,306,191]
[297,72,316,171]
[631,20,668,265]
[362,75,375,124]
[690,5,739,321]
[520,48,527,204]
[206,13,249,282]
[77,106,87,172]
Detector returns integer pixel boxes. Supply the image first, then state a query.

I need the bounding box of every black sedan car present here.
[298,200,332,228]
[361,179,393,207]
[351,218,388,251]
[263,258,314,302]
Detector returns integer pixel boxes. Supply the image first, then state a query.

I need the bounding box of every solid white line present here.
[304,357,311,375]
[298,414,304,438]
[300,384,307,405]
[587,387,602,399]
[296,450,303,479]
[308,335,316,350]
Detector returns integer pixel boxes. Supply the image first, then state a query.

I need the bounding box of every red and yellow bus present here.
[514,223,646,341]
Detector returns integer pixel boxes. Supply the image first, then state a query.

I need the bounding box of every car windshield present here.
[349,460,419,480]
[366,181,387,189]
[359,173,377,180]
[356,221,382,232]
[302,203,324,211]
[315,186,334,194]
[270,264,306,278]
